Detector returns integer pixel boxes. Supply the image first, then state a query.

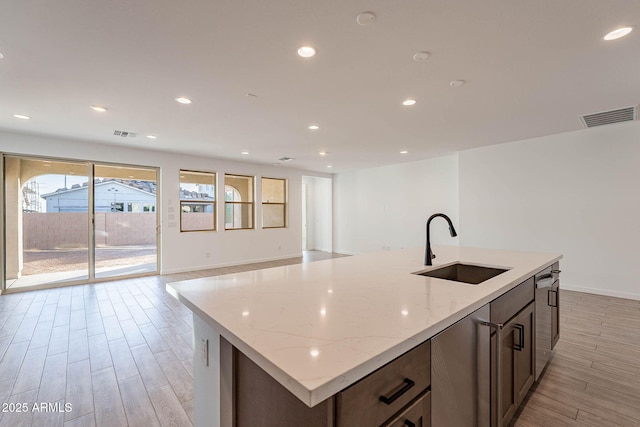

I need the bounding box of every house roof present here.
[41,180,156,199]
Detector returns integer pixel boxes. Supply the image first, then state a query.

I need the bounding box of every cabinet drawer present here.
[491,277,534,324]
[336,340,430,427]
[381,390,431,427]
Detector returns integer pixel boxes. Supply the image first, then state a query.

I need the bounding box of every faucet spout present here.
[425,213,458,266]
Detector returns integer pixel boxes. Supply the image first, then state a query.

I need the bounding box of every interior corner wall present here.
[0,130,330,275]
[459,121,640,300]
[333,155,459,255]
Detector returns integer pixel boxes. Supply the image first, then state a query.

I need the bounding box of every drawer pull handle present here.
[378,378,415,405]
[404,420,416,427]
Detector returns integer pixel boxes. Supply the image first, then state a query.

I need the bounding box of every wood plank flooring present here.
[0,253,638,427]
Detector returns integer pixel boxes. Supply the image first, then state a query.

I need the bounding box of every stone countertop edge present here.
[166,246,563,408]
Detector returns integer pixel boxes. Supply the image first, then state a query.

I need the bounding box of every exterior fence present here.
[23,212,157,249]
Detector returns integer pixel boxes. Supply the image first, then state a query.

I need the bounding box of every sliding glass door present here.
[93,165,158,279]
[2,155,159,291]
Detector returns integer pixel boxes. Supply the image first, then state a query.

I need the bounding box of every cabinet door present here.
[550,281,560,349]
[492,302,535,427]
[382,391,430,427]
[513,303,535,405]
[493,322,516,427]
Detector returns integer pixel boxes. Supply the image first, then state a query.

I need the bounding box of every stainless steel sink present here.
[414,263,508,285]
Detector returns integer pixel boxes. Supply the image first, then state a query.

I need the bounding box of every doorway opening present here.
[301,176,332,256]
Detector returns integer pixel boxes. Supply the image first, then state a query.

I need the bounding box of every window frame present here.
[224,173,255,230]
[261,177,287,229]
[179,169,216,232]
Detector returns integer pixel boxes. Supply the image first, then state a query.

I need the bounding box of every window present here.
[262,177,287,228]
[110,202,124,212]
[224,174,254,230]
[180,170,216,232]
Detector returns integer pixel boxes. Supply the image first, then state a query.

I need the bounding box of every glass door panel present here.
[3,156,89,289]
[93,165,158,279]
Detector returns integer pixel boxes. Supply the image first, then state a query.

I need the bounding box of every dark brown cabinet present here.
[491,278,535,427]
[335,340,430,427]
[382,391,431,427]
[234,340,431,427]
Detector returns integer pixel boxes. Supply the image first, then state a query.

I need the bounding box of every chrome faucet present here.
[425,213,458,265]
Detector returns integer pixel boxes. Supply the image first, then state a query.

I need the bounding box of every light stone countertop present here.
[167,245,561,407]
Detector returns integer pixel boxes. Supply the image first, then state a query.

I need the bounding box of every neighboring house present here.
[41,180,157,213]
[179,187,214,213]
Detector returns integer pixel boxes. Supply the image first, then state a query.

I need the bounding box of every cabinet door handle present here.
[548,290,558,307]
[514,324,524,351]
[404,420,416,427]
[378,378,415,405]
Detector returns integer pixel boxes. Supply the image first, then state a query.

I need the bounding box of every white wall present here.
[459,121,640,300]
[302,176,332,252]
[0,130,330,275]
[333,155,459,255]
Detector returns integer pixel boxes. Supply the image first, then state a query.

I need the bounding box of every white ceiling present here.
[1,0,639,173]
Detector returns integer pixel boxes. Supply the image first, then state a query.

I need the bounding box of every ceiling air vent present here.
[113,130,137,138]
[580,105,638,128]
[278,157,295,162]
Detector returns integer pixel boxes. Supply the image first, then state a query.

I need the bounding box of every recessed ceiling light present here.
[245,93,258,98]
[413,51,430,61]
[0,53,4,59]
[13,114,31,120]
[297,46,316,58]
[326,165,333,168]
[146,135,157,139]
[90,105,108,112]
[400,150,408,154]
[308,124,319,130]
[356,11,376,26]
[450,80,466,87]
[604,26,634,41]
[318,151,327,156]
[175,97,192,104]
[402,99,416,106]
[241,151,249,155]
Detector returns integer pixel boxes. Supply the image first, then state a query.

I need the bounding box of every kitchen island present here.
[167,245,562,427]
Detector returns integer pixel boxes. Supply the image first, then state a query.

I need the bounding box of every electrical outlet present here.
[201,337,209,367]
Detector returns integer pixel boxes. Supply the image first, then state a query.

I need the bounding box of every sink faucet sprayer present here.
[425,213,458,266]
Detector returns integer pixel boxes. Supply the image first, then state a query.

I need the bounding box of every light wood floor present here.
[0,254,638,427]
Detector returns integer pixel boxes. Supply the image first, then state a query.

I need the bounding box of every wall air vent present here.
[580,105,638,128]
[278,157,295,162]
[113,130,137,138]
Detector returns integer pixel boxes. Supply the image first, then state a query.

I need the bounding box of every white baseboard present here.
[562,283,640,301]
[161,254,302,275]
